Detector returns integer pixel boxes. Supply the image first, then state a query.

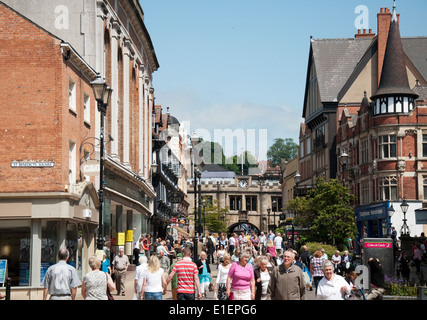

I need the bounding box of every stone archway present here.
[228,222,260,235]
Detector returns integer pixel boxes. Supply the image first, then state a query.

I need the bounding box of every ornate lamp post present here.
[90,74,112,250]
[400,198,410,235]
[388,204,395,236]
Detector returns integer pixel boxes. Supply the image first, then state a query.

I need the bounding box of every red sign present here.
[364,242,392,248]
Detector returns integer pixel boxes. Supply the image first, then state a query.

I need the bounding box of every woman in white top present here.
[254,256,273,300]
[141,255,166,300]
[316,260,351,300]
[215,253,231,300]
[216,244,226,266]
[331,250,341,274]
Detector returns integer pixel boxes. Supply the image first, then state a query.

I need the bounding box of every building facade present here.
[187,164,282,235]
[0,0,160,297]
[299,4,427,244]
[336,5,427,243]
[152,106,190,240]
[0,3,100,298]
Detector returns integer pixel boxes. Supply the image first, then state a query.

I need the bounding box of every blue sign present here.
[355,202,389,221]
[0,260,7,284]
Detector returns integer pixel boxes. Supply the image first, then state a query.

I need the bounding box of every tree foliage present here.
[267,138,298,166]
[286,178,358,249]
[201,199,229,234]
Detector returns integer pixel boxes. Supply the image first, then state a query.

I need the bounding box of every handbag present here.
[105,273,114,300]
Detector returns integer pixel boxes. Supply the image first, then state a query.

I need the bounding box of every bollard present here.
[6,277,11,300]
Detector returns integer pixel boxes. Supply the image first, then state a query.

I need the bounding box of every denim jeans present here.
[177,292,195,300]
[145,292,162,300]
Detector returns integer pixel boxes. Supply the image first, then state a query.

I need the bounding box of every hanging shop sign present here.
[80,159,100,176]
[167,191,184,204]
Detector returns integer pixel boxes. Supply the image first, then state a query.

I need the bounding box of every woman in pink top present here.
[266,240,277,265]
[226,250,255,300]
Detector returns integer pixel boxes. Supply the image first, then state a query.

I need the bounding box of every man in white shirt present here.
[228,234,236,255]
[259,232,266,255]
[274,232,283,257]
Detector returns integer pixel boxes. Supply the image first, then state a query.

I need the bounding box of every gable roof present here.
[303,36,427,118]
[310,38,373,102]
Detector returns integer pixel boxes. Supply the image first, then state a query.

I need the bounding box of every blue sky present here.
[140,0,427,160]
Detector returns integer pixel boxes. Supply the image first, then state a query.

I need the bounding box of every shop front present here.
[0,181,99,299]
[354,202,391,254]
[103,159,155,263]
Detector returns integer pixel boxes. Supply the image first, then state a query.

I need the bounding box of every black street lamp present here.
[190,131,201,260]
[400,198,410,235]
[388,203,395,236]
[91,74,112,250]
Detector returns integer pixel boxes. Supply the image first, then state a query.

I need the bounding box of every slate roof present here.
[401,37,427,83]
[308,36,427,105]
[200,164,236,179]
[311,38,373,102]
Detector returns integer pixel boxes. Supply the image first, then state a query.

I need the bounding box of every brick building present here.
[0,0,160,298]
[0,2,99,297]
[336,5,427,243]
[298,4,427,246]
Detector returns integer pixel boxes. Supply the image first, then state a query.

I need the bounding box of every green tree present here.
[267,138,298,166]
[286,178,358,249]
[222,151,258,175]
[201,199,229,234]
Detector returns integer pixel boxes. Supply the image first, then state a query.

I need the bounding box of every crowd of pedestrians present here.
[38,230,404,301]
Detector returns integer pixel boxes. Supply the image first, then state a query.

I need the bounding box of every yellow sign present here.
[116,232,125,246]
[125,230,133,242]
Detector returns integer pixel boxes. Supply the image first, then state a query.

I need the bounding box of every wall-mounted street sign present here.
[81,159,100,176]
[167,191,184,204]
[11,161,54,168]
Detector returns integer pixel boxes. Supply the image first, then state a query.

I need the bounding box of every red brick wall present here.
[0,4,95,193]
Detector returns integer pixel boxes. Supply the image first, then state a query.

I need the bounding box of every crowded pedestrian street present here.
[1,1,427,310]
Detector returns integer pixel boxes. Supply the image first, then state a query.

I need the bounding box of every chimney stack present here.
[355,28,375,39]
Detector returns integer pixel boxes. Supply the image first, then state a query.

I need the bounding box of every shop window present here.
[66,223,79,276]
[0,224,31,286]
[41,220,60,285]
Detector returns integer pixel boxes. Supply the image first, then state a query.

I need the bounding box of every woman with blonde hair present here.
[196,251,211,298]
[82,255,115,300]
[215,253,232,300]
[140,255,166,300]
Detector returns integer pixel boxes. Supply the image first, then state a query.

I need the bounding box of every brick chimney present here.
[377,7,400,86]
[355,28,375,39]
